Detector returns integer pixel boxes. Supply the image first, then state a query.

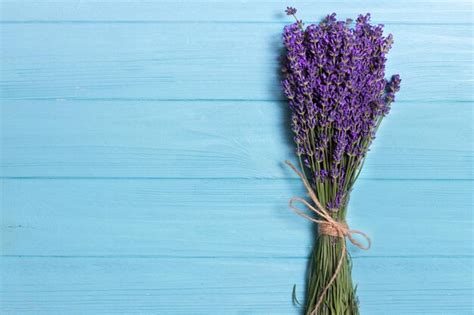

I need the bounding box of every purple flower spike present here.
[285,7,297,16]
[281,11,401,206]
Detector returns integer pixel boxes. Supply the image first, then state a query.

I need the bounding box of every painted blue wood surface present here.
[1,0,473,314]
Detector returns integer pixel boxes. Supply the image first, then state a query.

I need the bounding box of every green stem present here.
[305,205,359,315]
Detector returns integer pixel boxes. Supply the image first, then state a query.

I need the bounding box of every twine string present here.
[285,160,371,314]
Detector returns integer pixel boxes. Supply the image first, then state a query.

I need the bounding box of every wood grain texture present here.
[1,100,472,179]
[0,24,472,101]
[2,179,472,258]
[1,0,473,314]
[1,0,472,24]
[2,257,472,314]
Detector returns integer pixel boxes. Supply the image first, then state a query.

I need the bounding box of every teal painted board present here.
[1,100,472,179]
[1,0,472,24]
[0,24,472,101]
[1,0,473,314]
[2,257,472,314]
[1,178,472,257]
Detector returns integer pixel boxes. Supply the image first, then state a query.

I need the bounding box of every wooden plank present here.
[1,256,472,314]
[0,0,472,24]
[1,23,472,101]
[2,178,472,257]
[1,100,472,179]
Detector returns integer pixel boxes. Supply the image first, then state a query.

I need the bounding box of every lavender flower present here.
[285,7,297,16]
[281,10,401,314]
[282,12,401,209]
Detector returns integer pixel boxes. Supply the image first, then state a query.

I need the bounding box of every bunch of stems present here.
[303,201,357,314]
[295,97,378,315]
[298,154,360,314]
[281,8,401,313]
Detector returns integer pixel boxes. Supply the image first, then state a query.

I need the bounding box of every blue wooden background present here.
[1,0,473,314]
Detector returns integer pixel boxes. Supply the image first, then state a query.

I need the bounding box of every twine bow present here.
[285,160,371,314]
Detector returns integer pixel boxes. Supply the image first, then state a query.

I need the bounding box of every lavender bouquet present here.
[281,8,400,314]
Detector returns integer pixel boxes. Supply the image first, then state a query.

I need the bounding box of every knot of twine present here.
[285,161,371,314]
